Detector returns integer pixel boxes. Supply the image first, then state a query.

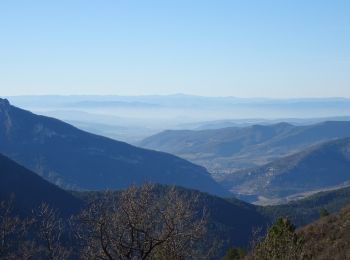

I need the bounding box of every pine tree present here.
[251,218,306,260]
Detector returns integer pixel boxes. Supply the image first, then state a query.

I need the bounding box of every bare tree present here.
[0,200,72,260]
[0,199,21,259]
[0,199,37,260]
[31,203,71,260]
[76,184,208,260]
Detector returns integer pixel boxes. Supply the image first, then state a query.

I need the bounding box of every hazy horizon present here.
[4,94,350,143]
[1,0,349,142]
[3,93,350,100]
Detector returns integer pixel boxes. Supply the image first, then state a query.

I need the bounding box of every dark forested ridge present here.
[0,153,83,216]
[0,154,267,256]
[139,185,269,249]
[224,138,350,203]
[261,185,350,227]
[2,151,350,258]
[140,121,350,173]
[0,98,227,196]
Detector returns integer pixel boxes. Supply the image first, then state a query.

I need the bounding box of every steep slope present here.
[223,138,350,203]
[0,153,82,216]
[0,98,227,196]
[140,121,350,173]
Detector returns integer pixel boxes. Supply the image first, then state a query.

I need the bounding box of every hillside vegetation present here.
[298,205,350,259]
[140,121,350,174]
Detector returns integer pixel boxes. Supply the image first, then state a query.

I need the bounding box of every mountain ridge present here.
[140,121,350,173]
[0,98,227,196]
[223,138,350,203]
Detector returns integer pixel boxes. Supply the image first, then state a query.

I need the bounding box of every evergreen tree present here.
[251,218,306,260]
[319,208,329,218]
[223,247,246,260]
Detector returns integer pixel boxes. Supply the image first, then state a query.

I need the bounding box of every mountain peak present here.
[0,98,10,108]
[0,98,13,135]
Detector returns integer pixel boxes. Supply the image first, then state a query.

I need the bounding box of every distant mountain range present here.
[223,138,350,204]
[2,96,350,203]
[140,121,350,173]
[0,153,82,216]
[180,116,350,130]
[0,98,227,196]
[8,95,350,143]
[7,94,350,110]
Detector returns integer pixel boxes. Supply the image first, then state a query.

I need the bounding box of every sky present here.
[0,0,349,98]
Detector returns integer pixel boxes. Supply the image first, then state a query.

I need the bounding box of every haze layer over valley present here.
[7,95,350,143]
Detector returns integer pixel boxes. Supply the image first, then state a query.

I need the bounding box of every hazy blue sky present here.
[0,0,349,97]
